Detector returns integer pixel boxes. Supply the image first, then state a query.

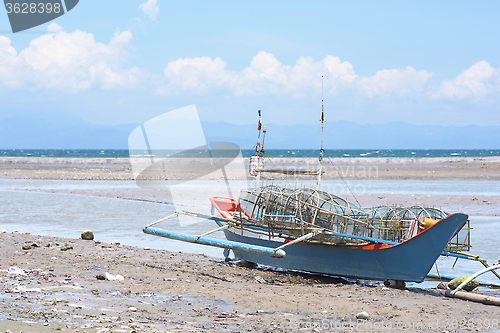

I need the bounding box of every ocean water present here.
[0,184,224,258]
[1,178,499,287]
[1,148,500,158]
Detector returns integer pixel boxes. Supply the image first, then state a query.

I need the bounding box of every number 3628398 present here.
[5,2,61,14]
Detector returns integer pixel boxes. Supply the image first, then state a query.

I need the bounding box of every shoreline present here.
[1,156,500,180]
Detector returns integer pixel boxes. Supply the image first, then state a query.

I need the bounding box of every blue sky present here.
[1,0,499,128]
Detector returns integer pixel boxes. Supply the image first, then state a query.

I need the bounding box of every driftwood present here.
[445,290,500,306]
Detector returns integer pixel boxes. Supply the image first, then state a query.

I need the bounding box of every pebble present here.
[356,311,370,320]
[0,229,6,233]
[144,247,150,250]
[94,239,102,244]
[128,307,137,312]
[111,240,120,245]
[254,276,267,283]
[81,230,94,240]
[437,282,447,290]
[60,243,73,251]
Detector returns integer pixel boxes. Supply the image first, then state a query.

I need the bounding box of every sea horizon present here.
[1,148,500,159]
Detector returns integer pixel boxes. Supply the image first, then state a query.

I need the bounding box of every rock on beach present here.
[81,230,94,240]
[448,276,479,291]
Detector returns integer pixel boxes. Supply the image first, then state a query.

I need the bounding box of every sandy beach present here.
[1,156,500,332]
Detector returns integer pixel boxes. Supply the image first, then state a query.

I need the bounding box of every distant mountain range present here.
[0,116,498,149]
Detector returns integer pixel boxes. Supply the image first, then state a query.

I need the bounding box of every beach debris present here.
[254,276,267,284]
[60,243,73,251]
[448,276,479,291]
[7,266,26,275]
[436,282,447,290]
[111,240,120,245]
[11,286,43,293]
[105,272,126,281]
[96,274,106,280]
[31,242,39,247]
[384,279,406,289]
[144,264,166,270]
[471,196,478,201]
[445,290,500,306]
[81,230,94,240]
[94,239,102,244]
[218,312,238,318]
[238,260,257,268]
[356,311,370,320]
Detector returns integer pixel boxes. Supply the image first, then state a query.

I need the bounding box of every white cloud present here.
[163,56,230,91]
[139,0,159,21]
[0,36,19,88]
[357,66,432,97]
[0,25,143,92]
[158,52,358,97]
[47,22,63,33]
[438,61,499,99]
[2,27,498,107]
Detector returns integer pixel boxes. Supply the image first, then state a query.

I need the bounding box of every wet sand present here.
[1,156,500,180]
[1,157,500,332]
[2,232,500,333]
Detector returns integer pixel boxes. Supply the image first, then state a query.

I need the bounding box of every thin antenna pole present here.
[256,110,262,153]
[317,76,325,190]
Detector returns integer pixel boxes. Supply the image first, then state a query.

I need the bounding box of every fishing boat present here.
[143,108,473,284]
[207,187,467,282]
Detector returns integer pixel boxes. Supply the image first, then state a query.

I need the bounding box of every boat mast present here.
[250,110,264,188]
[317,76,325,190]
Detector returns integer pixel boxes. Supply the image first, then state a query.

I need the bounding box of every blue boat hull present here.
[222,213,468,282]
